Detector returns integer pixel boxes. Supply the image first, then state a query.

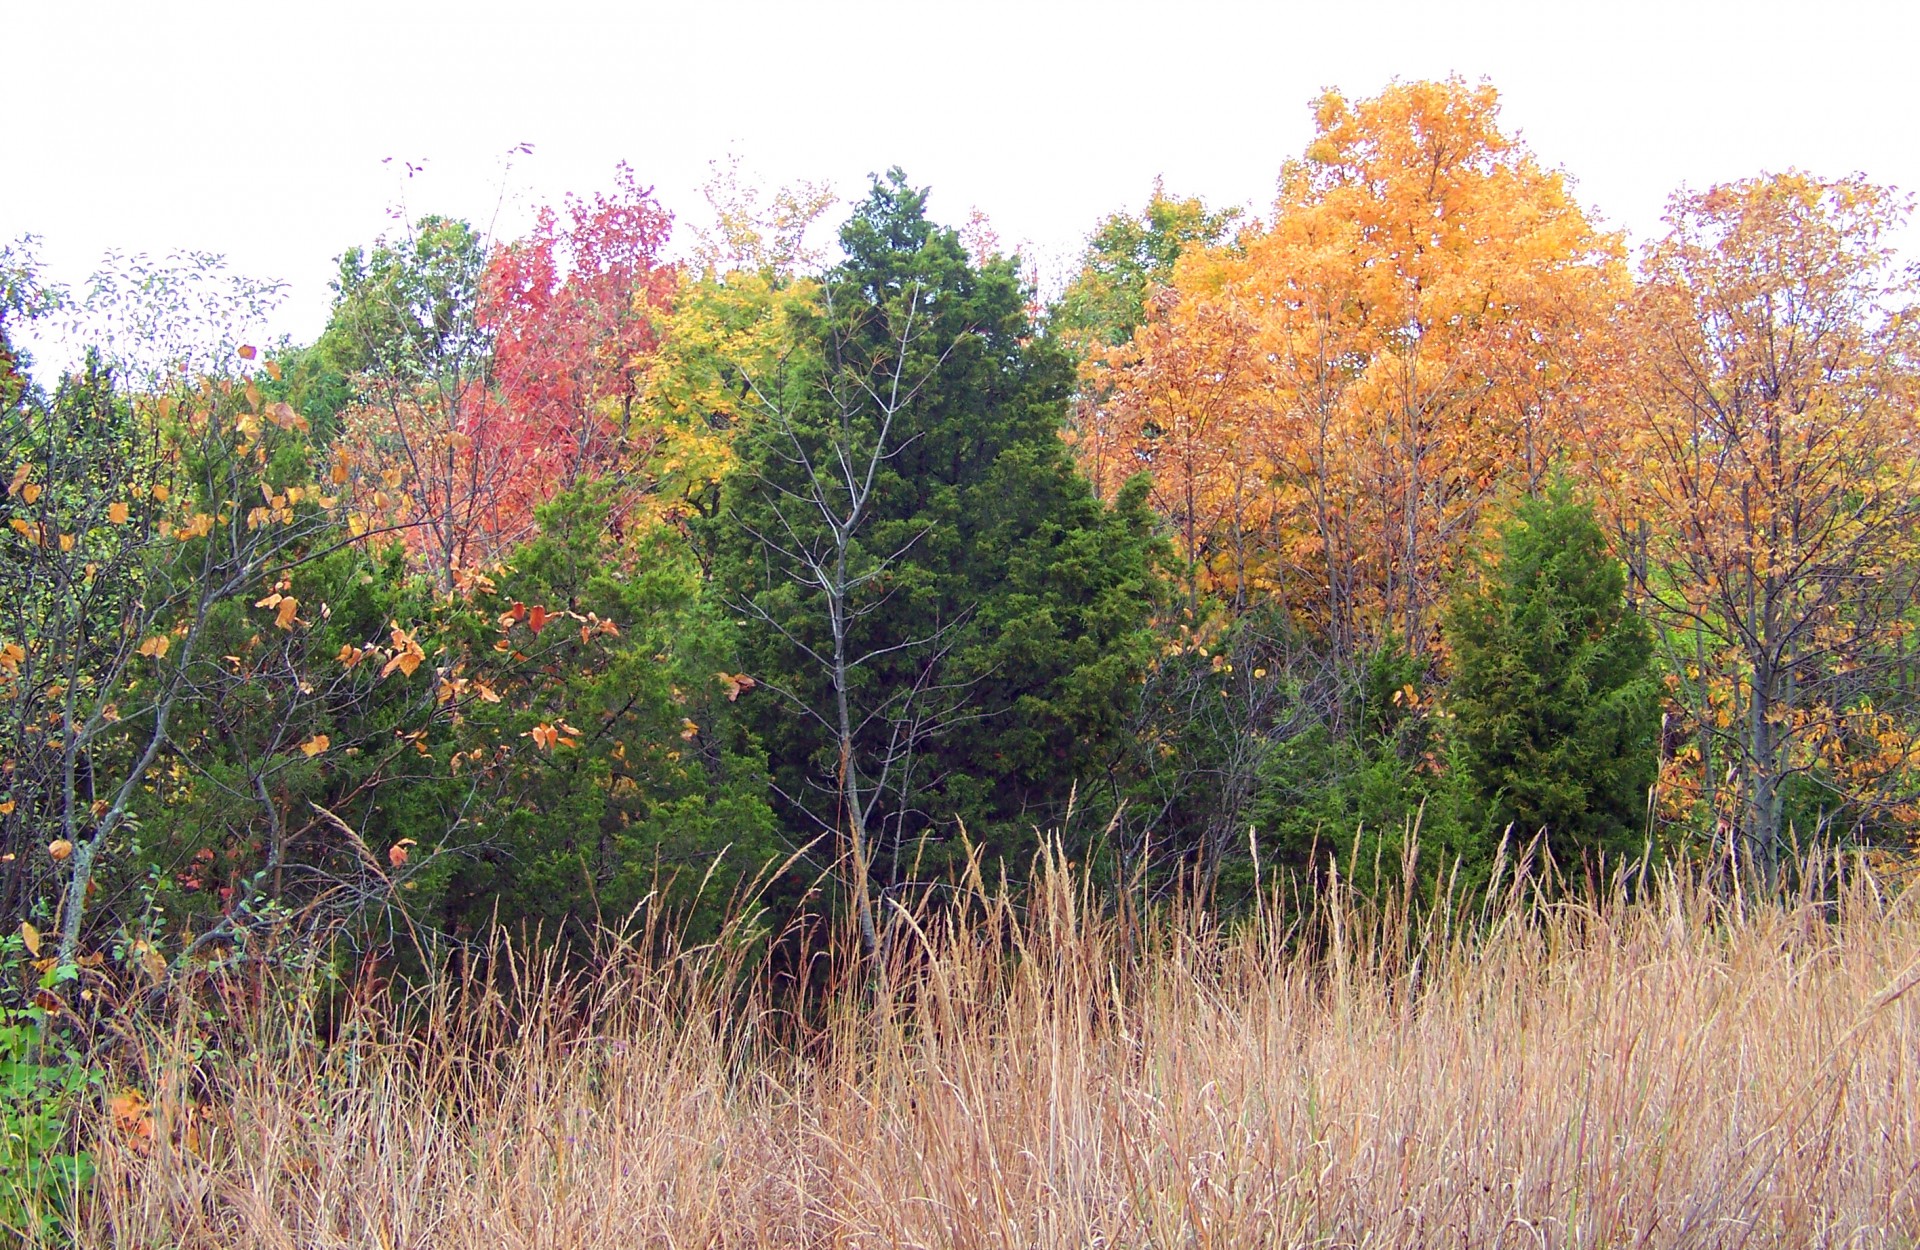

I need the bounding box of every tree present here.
[715,171,1159,951]
[315,217,523,585]
[1054,181,1243,354]
[1056,185,1243,520]
[436,483,780,946]
[479,165,677,528]
[0,348,339,967]
[1600,173,1920,873]
[1101,79,1625,657]
[1445,487,1659,866]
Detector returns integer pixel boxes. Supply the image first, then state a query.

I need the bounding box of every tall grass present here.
[70,847,1920,1248]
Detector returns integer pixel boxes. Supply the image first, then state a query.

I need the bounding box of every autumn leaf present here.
[380,624,425,677]
[527,605,549,634]
[108,501,130,525]
[138,635,170,659]
[19,482,39,504]
[680,717,700,740]
[388,838,416,867]
[274,596,299,630]
[716,672,757,701]
[299,734,329,757]
[6,463,28,496]
[527,723,559,750]
[18,921,39,957]
[48,839,73,861]
[108,1088,155,1153]
[237,344,257,361]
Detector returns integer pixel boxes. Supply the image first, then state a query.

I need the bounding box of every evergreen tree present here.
[1445,487,1659,866]
[715,172,1159,918]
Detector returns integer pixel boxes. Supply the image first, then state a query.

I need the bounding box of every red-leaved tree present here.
[478,164,676,532]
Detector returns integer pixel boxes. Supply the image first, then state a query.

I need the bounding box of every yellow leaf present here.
[6,464,27,496]
[48,839,73,861]
[138,635,170,659]
[0,799,14,815]
[18,921,38,957]
[299,734,329,757]
[274,596,299,630]
[151,483,170,503]
[58,533,73,552]
[108,501,130,525]
[19,482,39,504]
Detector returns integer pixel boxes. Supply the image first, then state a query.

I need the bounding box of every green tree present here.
[1053,182,1242,351]
[439,484,780,945]
[284,216,490,433]
[1444,488,1659,866]
[715,171,1159,949]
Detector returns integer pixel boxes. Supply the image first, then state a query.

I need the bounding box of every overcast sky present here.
[8,0,1918,356]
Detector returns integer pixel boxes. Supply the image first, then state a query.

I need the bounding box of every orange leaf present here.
[274,596,299,630]
[138,635,170,659]
[388,838,415,867]
[237,344,257,361]
[527,605,549,635]
[48,839,73,861]
[299,734,329,757]
[108,501,130,525]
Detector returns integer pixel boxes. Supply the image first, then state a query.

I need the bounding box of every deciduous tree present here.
[1603,173,1920,872]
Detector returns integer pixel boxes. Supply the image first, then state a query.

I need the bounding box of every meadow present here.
[71,847,1920,1248]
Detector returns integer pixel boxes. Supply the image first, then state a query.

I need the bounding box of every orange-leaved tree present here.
[1101,79,1625,656]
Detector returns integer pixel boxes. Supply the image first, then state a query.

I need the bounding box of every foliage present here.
[1092,78,1625,648]
[0,348,338,967]
[0,931,93,1244]
[1444,487,1660,866]
[479,165,677,528]
[1597,173,1920,871]
[713,171,1160,947]
[437,484,779,944]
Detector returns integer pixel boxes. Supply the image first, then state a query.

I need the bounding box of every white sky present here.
[8,0,1918,357]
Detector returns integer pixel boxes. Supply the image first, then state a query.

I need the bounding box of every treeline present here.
[3,79,1917,977]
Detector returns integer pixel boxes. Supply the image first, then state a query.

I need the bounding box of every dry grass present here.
[68,849,1920,1248]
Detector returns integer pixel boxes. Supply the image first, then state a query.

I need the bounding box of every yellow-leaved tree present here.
[1599,173,1920,874]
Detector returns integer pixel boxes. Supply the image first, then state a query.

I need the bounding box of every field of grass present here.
[66,849,1920,1248]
